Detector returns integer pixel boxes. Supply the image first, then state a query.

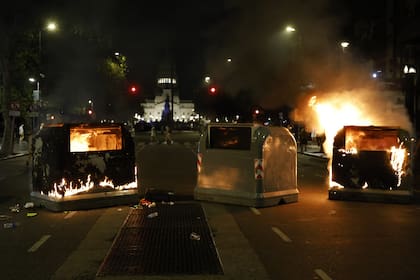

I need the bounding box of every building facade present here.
[140,66,197,123]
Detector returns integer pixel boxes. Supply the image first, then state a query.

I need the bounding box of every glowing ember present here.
[70,126,123,152]
[70,132,91,152]
[41,167,138,198]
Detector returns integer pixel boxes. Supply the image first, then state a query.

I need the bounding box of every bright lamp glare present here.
[340,41,350,48]
[46,22,57,31]
[285,26,296,33]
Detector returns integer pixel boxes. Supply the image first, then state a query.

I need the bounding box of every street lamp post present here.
[284,24,303,58]
[33,21,57,132]
[39,21,57,60]
[39,22,57,100]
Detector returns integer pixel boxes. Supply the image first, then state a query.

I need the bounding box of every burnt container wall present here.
[32,124,136,194]
[332,126,412,191]
[413,141,420,199]
[32,125,68,194]
[67,124,135,186]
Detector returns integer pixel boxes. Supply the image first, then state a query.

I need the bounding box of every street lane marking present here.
[64,211,77,219]
[315,269,333,280]
[250,207,261,215]
[28,235,51,253]
[271,226,292,243]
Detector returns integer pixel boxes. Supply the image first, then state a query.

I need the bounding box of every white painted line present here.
[28,235,51,253]
[250,207,261,215]
[271,227,292,243]
[64,211,77,219]
[314,269,333,280]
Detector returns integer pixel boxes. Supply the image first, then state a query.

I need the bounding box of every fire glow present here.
[306,93,408,189]
[41,167,138,198]
[390,144,406,187]
[308,94,371,187]
[308,95,372,154]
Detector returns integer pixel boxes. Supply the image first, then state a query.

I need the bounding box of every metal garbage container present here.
[329,125,413,203]
[194,123,299,207]
[30,123,139,211]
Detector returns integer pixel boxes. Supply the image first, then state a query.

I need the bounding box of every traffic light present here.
[209,86,217,95]
[129,86,137,94]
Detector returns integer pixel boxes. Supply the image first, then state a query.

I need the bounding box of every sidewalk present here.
[299,142,329,159]
[0,140,30,160]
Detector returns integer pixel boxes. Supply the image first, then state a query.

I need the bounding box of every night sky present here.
[5,0,384,118]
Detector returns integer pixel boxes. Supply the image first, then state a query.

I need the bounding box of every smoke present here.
[203,0,414,135]
[41,1,120,121]
[205,0,345,108]
[292,85,413,136]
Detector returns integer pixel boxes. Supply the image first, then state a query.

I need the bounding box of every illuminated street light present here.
[36,20,58,101]
[29,76,40,104]
[46,22,57,31]
[340,41,350,48]
[39,20,58,51]
[285,25,296,33]
[340,41,350,53]
[404,65,417,74]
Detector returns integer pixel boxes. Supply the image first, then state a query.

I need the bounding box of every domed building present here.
[140,63,197,123]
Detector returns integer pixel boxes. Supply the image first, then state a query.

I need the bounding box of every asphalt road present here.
[228,154,420,280]
[1,133,420,279]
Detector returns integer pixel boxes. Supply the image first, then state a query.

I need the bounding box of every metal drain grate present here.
[97,202,223,276]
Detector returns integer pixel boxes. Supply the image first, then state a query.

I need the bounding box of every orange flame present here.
[308,95,373,185]
[390,143,406,187]
[41,166,138,198]
[303,90,411,189]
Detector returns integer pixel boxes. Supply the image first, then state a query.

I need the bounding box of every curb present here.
[0,152,29,161]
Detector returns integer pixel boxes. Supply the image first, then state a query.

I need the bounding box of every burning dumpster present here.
[31,123,139,211]
[412,141,420,202]
[329,125,413,203]
[194,123,299,207]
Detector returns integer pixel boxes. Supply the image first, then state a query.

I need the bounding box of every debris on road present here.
[3,222,17,229]
[24,202,35,209]
[147,212,158,218]
[161,201,175,205]
[0,214,12,221]
[9,204,20,213]
[190,232,201,241]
